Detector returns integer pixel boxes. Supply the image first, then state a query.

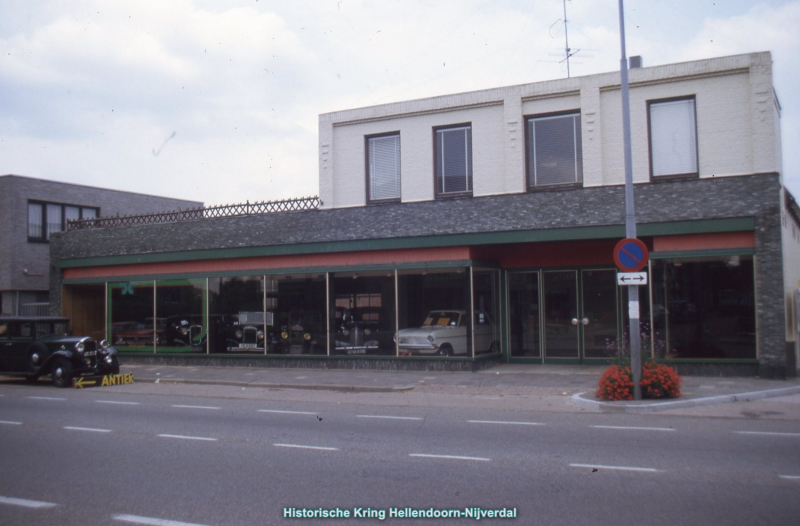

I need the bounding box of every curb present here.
[138,376,418,393]
[571,385,800,413]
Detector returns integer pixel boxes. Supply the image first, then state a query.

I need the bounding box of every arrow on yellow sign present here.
[73,377,97,389]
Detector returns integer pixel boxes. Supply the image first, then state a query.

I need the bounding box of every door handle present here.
[581,318,590,326]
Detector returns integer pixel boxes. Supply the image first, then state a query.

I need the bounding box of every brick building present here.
[49,52,800,377]
[0,175,202,317]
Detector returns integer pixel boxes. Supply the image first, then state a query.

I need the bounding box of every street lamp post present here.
[617,0,642,400]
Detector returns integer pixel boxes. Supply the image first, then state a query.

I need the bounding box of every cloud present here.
[0,0,798,203]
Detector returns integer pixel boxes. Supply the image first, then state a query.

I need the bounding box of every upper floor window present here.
[648,97,698,178]
[527,112,583,188]
[366,133,401,203]
[435,124,472,197]
[28,201,99,242]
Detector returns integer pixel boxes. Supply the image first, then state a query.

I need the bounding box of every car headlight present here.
[364,329,372,336]
[342,330,350,336]
[105,355,114,365]
[99,339,109,350]
[281,331,289,340]
[427,334,435,344]
[235,329,243,339]
[76,342,85,353]
[303,333,312,341]
[257,330,264,340]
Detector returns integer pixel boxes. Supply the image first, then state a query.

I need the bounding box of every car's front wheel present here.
[438,344,453,357]
[51,359,73,388]
[109,356,120,375]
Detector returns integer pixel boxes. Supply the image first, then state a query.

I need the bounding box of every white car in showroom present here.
[396,310,497,356]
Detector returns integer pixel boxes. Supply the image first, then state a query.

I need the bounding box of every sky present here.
[2,0,798,206]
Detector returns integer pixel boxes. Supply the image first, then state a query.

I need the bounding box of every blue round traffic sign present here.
[613,238,648,272]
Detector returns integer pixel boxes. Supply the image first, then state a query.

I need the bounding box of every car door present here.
[0,321,15,371]
[5,322,32,371]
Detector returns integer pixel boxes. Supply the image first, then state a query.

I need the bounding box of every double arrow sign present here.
[617,272,648,286]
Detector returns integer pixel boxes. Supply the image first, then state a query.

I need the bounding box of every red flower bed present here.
[640,362,682,398]
[596,363,681,401]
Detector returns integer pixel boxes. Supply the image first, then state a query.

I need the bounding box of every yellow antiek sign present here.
[73,377,97,388]
[101,373,135,386]
[73,373,135,389]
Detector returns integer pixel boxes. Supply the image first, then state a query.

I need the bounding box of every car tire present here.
[51,359,73,388]
[109,356,121,375]
[438,344,453,357]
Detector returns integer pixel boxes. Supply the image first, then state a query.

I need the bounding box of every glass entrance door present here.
[508,269,619,362]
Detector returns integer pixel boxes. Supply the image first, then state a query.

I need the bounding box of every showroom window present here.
[28,201,100,242]
[527,113,583,188]
[434,124,472,197]
[648,97,698,178]
[650,255,756,360]
[366,133,401,203]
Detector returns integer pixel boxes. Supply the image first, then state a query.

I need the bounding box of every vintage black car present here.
[334,307,393,355]
[0,316,119,388]
[226,311,267,353]
[277,311,324,354]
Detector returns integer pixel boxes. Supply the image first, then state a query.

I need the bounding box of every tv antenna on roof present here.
[562,0,578,77]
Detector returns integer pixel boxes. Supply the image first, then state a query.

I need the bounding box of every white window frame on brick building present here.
[366,132,401,203]
[527,112,583,189]
[434,124,473,198]
[648,96,698,179]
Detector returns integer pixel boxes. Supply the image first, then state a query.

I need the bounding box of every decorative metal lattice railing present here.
[67,196,321,231]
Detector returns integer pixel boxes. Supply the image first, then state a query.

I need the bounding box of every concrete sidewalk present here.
[120,362,800,413]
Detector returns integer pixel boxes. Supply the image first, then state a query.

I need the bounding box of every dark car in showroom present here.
[0,316,119,387]
[226,311,267,353]
[334,307,394,355]
[277,311,325,354]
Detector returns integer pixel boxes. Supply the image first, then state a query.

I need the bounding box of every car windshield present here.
[422,312,461,327]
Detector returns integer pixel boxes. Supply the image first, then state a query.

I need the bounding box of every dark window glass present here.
[65,206,80,224]
[651,256,755,359]
[330,271,396,356]
[436,126,472,195]
[529,113,583,187]
[208,276,265,354]
[46,203,62,239]
[82,208,97,219]
[28,202,43,239]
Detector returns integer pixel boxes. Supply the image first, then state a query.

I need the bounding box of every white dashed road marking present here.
[113,514,211,526]
[357,415,423,421]
[172,405,220,410]
[158,434,217,442]
[468,420,545,426]
[96,400,140,405]
[28,396,65,401]
[0,496,57,508]
[274,443,338,451]
[64,426,112,433]
[409,454,490,462]
[258,409,317,415]
[734,431,800,437]
[779,475,800,480]
[570,463,661,473]
[591,425,675,432]
[0,420,22,425]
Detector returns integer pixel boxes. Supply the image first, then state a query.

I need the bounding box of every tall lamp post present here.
[617,0,642,400]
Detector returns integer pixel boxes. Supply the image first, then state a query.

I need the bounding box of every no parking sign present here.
[613,238,648,272]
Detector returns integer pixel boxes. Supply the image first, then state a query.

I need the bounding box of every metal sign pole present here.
[617,0,642,400]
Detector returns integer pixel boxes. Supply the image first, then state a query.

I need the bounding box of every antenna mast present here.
[562,0,578,77]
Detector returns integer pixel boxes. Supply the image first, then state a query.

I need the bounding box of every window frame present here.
[364,131,402,205]
[433,122,473,200]
[524,110,584,192]
[647,95,699,181]
[27,200,101,243]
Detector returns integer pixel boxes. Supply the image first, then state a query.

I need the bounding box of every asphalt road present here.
[1,381,799,526]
